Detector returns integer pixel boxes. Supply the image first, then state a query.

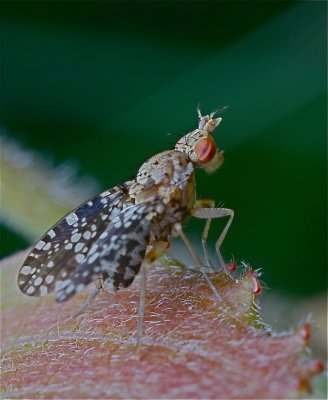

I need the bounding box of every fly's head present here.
[175,109,224,173]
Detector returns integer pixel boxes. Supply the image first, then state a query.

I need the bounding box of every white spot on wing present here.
[39,285,48,296]
[74,242,84,252]
[48,229,56,238]
[45,275,54,284]
[88,252,99,264]
[75,254,85,263]
[20,265,32,275]
[55,280,63,291]
[99,231,108,239]
[43,242,51,251]
[88,244,98,255]
[36,240,46,250]
[71,233,82,243]
[66,213,78,226]
[83,231,91,240]
[34,277,42,286]
[65,284,75,294]
[124,267,136,280]
[100,190,110,197]
[26,286,36,294]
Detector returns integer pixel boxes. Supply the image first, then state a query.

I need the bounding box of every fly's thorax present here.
[127,150,195,242]
[128,150,194,205]
[136,151,191,185]
[175,114,224,173]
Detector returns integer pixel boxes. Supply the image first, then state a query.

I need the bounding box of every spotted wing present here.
[56,202,154,302]
[17,181,134,297]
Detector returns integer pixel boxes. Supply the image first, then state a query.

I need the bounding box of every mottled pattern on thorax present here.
[129,150,195,239]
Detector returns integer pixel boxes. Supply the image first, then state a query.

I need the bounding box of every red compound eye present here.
[194,136,217,163]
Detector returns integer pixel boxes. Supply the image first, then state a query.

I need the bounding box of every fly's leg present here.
[136,240,168,352]
[195,199,216,270]
[70,286,102,319]
[173,223,223,301]
[191,205,235,279]
[136,262,147,353]
[41,284,102,336]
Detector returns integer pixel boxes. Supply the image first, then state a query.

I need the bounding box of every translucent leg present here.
[70,286,102,318]
[174,224,223,301]
[191,206,235,279]
[195,199,215,269]
[134,240,170,352]
[136,262,147,352]
[42,285,102,337]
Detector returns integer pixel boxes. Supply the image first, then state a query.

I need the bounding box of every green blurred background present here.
[1,1,326,298]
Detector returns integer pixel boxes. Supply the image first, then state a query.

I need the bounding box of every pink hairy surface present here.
[1,250,323,399]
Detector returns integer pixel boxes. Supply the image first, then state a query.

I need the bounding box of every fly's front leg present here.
[195,199,216,270]
[191,205,235,279]
[173,223,223,301]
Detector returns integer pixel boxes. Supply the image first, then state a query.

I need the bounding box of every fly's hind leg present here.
[70,285,102,319]
[191,203,235,279]
[136,261,147,354]
[136,240,168,352]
